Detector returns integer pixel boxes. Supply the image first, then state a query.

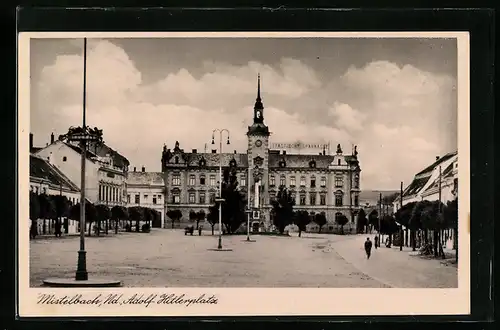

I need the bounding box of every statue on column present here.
[354,145,358,156]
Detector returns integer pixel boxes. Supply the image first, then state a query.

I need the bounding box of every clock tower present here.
[247,74,271,226]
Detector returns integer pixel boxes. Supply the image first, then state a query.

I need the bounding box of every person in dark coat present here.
[374,236,379,249]
[364,237,373,259]
[55,221,62,237]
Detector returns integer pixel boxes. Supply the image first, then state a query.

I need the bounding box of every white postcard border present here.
[18,31,470,317]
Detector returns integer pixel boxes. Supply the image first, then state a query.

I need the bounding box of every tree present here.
[219,167,246,234]
[111,205,128,234]
[189,211,197,225]
[95,204,110,236]
[29,191,40,238]
[419,200,446,258]
[206,205,218,235]
[335,214,349,234]
[38,194,56,234]
[166,209,183,229]
[444,198,458,262]
[69,202,97,235]
[380,215,399,247]
[356,208,368,234]
[52,195,71,227]
[128,206,144,232]
[368,210,379,232]
[395,202,418,250]
[196,210,206,229]
[314,212,327,233]
[294,210,310,237]
[271,186,295,234]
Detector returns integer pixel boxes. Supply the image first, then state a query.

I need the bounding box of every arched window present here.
[280,175,286,186]
[335,190,343,206]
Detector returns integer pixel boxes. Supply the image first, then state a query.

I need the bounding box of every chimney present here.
[29,133,33,150]
[234,150,237,154]
[436,156,440,161]
[133,167,136,172]
[192,149,197,154]
[50,132,55,144]
[283,150,286,155]
[211,149,217,154]
[141,166,145,172]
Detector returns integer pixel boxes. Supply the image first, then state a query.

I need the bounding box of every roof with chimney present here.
[403,151,457,198]
[30,154,80,192]
[127,171,165,186]
[415,151,458,176]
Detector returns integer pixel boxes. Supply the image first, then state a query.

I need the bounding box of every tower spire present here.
[257,73,261,101]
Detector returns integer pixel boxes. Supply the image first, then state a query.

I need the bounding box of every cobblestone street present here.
[30,229,457,288]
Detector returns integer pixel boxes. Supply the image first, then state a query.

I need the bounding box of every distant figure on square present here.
[364,237,373,259]
[198,224,203,236]
[374,236,379,249]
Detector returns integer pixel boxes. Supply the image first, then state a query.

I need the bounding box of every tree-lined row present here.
[29,192,161,238]
[356,198,459,258]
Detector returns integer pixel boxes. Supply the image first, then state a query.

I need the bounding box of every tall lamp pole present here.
[75,37,88,281]
[212,128,230,250]
[246,165,252,241]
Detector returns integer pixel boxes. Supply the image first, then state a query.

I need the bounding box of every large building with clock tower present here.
[145,75,362,232]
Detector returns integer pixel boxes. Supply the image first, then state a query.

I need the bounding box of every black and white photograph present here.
[18,32,470,316]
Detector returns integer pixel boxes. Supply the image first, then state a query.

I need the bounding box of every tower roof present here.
[254,73,264,110]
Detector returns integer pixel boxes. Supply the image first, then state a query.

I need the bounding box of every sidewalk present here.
[331,235,458,288]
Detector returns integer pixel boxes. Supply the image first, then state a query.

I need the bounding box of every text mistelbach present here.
[36,293,218,307]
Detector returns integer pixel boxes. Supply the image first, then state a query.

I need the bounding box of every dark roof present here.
[30,154,79,192]
[127,172,164,186]
[269,153,357,169]
[186,152,249,168]
[403,176,431,197]
[423,163,455,193]
[415,151,458,176]
[88,142,130,168]
[30,147,42,153]
[63,142,98,159]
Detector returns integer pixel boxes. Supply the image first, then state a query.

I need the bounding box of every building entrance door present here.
[252,222,260,233]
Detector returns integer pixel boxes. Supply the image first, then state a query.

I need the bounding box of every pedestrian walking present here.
[374,236,379,249]
[198,225,203,236]
[364,237,373,259]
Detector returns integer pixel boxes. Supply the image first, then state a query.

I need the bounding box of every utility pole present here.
[400,181,403,251]
[378,192,382,243]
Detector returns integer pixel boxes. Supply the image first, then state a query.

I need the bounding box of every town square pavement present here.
[29,229,457,288]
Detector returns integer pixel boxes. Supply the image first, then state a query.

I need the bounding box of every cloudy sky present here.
[30,36,457,190]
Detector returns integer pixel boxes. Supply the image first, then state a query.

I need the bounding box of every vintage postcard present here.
[18,32,470,317]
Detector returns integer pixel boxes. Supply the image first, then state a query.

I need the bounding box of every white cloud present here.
[329,102,366,131]
[31,39,457,190]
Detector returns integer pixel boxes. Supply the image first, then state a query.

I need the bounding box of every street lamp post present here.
[212,128,230,250]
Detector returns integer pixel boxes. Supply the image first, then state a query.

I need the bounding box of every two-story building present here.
[126,167,166,228]
[33,132,130,207]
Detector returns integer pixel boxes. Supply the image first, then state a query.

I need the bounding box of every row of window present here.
[128,194,162,205]
[172,173,358,189]
[98,184,123,203]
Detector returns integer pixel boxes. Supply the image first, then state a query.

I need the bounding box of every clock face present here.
[255,140,262,147]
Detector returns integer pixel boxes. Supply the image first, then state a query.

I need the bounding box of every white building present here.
[126,167,166,228]
[394,151,458,212]
[33,133,130,207]
[30,153,81,234]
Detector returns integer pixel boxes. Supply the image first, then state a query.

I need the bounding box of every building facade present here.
[160,76,362,232]
[394,151,458,213]
[126,167,166,228]
[33,133,130,207]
